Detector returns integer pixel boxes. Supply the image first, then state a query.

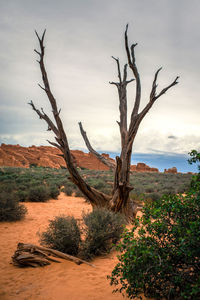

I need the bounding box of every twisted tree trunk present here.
[30,26,179,220]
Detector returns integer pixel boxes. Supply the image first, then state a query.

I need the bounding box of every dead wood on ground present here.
[12,243,95,268]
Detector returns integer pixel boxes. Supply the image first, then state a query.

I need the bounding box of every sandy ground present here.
[0,193,132,300]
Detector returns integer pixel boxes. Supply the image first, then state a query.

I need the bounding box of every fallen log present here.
[12,243,95,268]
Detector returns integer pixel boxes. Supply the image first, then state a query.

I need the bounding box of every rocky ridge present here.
[0,144,174,173]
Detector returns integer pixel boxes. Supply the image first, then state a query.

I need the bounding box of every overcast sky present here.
[0,0,199,162]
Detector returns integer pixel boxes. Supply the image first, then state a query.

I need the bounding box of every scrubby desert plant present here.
[28,185,50,202]
[109,154,200,299]
[79,208,126,260]
[40,208,125,261]
[49,185,60,199]
[40,215,81,255]
[0,192,27,221]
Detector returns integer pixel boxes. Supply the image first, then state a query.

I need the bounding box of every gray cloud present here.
[0,0,199,155]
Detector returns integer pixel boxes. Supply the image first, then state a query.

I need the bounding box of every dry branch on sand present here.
[12,243,95,268]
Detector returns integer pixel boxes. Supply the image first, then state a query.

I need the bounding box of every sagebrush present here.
[0,192,27,222]
[40,208,125,261]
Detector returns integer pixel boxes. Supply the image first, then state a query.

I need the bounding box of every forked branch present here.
[30,30,111,206]
[139,72,179,121]
[124,25,179,145]
[125,24,141,121]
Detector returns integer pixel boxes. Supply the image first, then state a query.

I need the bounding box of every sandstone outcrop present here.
[130,163,159,173]
[0,144,159,172]
[164,167,177,174]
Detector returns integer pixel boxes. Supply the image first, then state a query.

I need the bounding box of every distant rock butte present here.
[0,144,161,172]
[164,167,178,174]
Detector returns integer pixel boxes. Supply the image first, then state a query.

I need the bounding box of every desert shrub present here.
[16,190,29,202]
[40,215,81,255]
[129,192,143,203]
[28,185,50,202]
[62,185,74,196]
[49,185,60,199]
[144,186,154,193]
[0,192,27,221]
[74,189,84,197]
[109,164,200,299]
[147,192,161,201]
[79,208,126,260]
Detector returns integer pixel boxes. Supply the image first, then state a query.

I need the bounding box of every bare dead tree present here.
[29,26,179,220]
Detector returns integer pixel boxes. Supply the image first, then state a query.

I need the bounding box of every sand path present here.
[0,193,130,300]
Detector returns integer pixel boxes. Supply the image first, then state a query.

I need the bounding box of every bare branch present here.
[38,83,47,91]
[34,49,41,56]
[111,56,122,83]
[150,67,162,100]
[28,101,59,136]
[125,25,141,132]
[123,64,128,82]
[109,81,119,87]
[154,76,179,100]
[31,31,113,206]
[139,75,179,123]
[47,140,62,151]
[78,122,115,170]
[125,24,132,66]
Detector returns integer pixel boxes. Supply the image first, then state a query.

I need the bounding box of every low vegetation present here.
[40,208,125,261]
[79,208,126,260]
[0,191,27,222]
[40,215,81,256]
[0,167,193,205]
[109,151,200,299]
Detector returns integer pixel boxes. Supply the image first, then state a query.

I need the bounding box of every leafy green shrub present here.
[40,215,81,255]
[28,185,49,202]
[79,208,125,260]
[109,185,200,299]
[188,150,200,193]
[0,192,27,221]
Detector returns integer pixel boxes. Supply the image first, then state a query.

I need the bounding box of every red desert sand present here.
[0,193,148,300]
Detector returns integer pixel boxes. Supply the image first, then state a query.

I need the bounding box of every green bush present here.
[109,153,200,299]
[40,215,81,255]
[62,185,74,196]
[0,192,27,221]
[28,185,50,202]
[40,208,125,261]
[79,208,126,260]
[49,185,60,199]
[16,190,29,202]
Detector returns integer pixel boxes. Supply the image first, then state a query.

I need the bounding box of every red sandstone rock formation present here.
[164,167,178,174]
[0,144,158,172]
[131,162,158,173]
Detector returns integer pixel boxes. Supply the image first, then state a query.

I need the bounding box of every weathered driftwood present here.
[12,243,95,268]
